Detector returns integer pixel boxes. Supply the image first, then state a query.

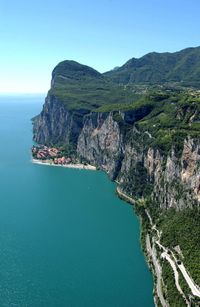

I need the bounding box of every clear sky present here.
[0,0,200,93]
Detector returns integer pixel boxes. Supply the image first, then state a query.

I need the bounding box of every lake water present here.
[0,96,154,307]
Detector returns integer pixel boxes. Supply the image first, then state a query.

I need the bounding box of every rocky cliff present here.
[33,95,89,146]
[33,94,200,211]
[32,58,200,307]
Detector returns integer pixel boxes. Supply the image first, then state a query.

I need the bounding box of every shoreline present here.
[32,158,97,170]
[33,156,156,302]
[116,187,158,304]
[116,187,136,205]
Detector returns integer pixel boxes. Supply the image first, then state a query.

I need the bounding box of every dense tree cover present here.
[121,162,153,198]
[162,261,186,307]
[158,208,200,285]
[104,46,200,85]
[133,202,151,252]
[133,89,200,157]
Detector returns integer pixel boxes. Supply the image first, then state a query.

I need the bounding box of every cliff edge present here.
[33,56,200,306]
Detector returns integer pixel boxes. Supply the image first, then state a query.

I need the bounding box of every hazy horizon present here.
[1,0,200,93]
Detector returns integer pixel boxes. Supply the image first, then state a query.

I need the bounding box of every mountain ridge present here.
[104,46,200,85]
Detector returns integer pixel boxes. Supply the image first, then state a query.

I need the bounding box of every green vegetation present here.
[51,60,200,156]
[133,201,151,253]
[158,208,200,285]
[58,144,77,157]
[179,271,191,298]
[136,89,200,156]
[95,88,200,157]
[121,162,153,198]
[48,57,200,306]
[94,97,155,113]
[140,201,200,304]
[162,261,186,307]
[50,59,200,158]
[50,60,139,111]
[104,46,200,85]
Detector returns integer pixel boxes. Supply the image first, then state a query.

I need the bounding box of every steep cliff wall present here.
[32,58,200,307]
[33,96,200,210]
[33,95,89,147]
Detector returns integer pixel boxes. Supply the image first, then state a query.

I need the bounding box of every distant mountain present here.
[104,46,200,85]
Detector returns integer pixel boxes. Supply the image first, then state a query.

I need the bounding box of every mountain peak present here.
[52,60,102,85]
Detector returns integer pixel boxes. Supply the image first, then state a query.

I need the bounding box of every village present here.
[32,145,73,165]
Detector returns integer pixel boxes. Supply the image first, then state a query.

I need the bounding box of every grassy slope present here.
[49,60,139,111]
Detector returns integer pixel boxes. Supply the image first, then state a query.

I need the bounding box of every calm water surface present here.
[0,96,154,307]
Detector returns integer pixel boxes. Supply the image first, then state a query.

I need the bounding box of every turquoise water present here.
[0,96,154,307]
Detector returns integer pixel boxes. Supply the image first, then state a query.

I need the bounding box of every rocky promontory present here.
[33,55,200,306]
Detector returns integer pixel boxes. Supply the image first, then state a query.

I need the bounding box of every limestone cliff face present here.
[77,112,124,179]
[144,142,200,209]
[78,112,200,209]
[33,96,200,210]
[33,95,88,146]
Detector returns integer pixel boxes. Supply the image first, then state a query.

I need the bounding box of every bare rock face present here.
[33,95,87,146]
[77,112,123,179]
[144,146,199,209]
[33,96,200,210]
[181,139,200,202]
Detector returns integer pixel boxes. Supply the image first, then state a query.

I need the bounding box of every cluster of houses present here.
[32,145,72,165]
[54,156,72,165]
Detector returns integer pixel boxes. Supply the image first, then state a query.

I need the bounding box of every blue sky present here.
[0,0,200,93]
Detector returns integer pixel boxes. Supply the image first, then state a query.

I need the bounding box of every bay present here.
[0,96,154,307]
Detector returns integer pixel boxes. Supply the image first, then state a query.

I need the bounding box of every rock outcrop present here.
[33,95,89,146]
[33,95,200,210]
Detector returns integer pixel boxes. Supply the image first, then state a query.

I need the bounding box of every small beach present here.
[32,158,97,170]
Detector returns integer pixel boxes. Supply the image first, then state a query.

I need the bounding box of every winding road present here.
[146,209,200,305]
[116,191,200,305]
[146,234,168,307]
